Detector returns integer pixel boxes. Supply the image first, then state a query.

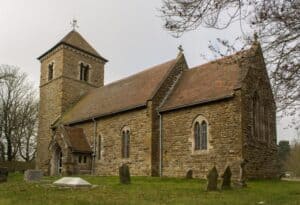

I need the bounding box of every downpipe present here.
[158,112,163,177]
[92,118,97,175]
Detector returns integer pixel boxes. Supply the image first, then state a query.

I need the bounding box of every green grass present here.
[0,173,300,205]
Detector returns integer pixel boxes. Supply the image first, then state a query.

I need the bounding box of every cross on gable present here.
[70,18,79,30]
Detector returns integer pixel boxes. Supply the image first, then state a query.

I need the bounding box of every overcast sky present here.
[0,0,298,142]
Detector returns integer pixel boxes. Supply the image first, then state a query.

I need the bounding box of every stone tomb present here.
[24,170,43,182]
[53,177,92,187]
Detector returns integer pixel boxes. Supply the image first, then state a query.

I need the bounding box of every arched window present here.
[98,135,102,160]
[79,62,90,82]
[194,122,200,150]
[193,117,208,151]
[48,62,54,81]
[200,121,207,150]
[265,108,269,143]
[253,92,260,139]
[121,129,130,158]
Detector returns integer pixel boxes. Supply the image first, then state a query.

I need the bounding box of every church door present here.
[54,146,63,175]
[58,151,63,174]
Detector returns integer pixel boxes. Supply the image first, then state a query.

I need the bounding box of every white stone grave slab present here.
[53,177,92,187]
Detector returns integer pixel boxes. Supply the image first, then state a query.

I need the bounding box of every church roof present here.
[62,126,92,153]
[62,58,178,124]
[38,30,108,62]
[59,43,259,124]
[159,47,256,112]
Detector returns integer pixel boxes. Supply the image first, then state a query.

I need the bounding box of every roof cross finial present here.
[254,32,258,42]
[178,45,184,53]
[70,18,79,31]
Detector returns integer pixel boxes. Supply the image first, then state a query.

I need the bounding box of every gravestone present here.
[207,166,218,191]
[186,170,193,179]
[0,167,8,183]
[238,159,248,187]
[119,164,131,184]
[221,166,232,190]
[24,170,43,182]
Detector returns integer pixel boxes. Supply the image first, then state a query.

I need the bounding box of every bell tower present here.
[36,29,107,174]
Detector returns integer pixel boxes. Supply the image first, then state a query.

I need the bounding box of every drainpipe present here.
[92,118,97,175]
[158,112,163,177]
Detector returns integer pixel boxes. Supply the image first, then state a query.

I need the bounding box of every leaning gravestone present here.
[119,164,131,184]
[207,166,218,191]
[24,170,43,182]
[186,170,193,179]
[0,167,8,183]
[238,159,248,187]
[221,166,232,190]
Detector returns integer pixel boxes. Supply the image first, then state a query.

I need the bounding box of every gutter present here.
[159,94,235,113]
[65,104,147,126]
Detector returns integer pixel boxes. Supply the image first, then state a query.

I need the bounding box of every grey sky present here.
[0,0,298,142]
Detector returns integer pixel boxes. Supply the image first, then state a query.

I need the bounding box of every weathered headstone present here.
[239,159,248,187]
[0,167,8,183]
[186,170,193,179]
[207,166,218,191]
[119,164,131,184]
[234,159,248,188]
[221,166,232,190]
[24,170,43,182]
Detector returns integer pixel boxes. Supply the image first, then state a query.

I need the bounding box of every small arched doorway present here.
[51,145,63,175]
[57,148,63,174]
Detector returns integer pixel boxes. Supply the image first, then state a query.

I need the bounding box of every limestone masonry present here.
[36,30,279,179]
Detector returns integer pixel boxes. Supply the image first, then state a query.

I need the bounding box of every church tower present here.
[36,29,107,174]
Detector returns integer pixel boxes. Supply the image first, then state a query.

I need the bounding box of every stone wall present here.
[73,107,152,176]
[150,54,188,176]
[240,44,278,179]
[63,48,104,88]
[36,44,105,174]
[37,77,63,173]
[161,93,243,179]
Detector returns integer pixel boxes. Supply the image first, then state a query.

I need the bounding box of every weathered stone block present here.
[24,169,43,182]
[119,164,131,184]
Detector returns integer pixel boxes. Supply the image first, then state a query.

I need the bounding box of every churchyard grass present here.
[0,173,299,205]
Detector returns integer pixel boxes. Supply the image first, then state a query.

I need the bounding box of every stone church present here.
[36,29,278,179]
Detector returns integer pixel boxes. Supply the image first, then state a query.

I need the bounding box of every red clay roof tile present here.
[159,48,254,112]
[62,58,177,124]
[63,126,92,153]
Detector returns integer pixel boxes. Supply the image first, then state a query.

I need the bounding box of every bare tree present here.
[18,100,38,161]
[160,0,300,123]
[0,65,38,161]
[285,141,300,177]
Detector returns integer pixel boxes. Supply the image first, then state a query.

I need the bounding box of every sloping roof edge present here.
[64,104,147,126]
[159,93,235,113]
[37,42,108,62]
[148,53,185,100]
